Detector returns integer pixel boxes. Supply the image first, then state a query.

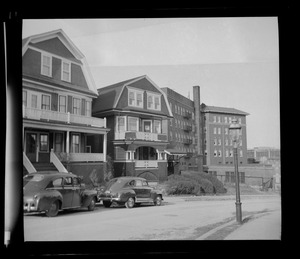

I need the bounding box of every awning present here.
[164,149,187,156]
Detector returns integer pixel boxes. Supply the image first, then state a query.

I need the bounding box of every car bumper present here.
[23,200,38,212]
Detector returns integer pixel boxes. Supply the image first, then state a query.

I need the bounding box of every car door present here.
[61,176,74,208]
[132,179,144,199]
[71,177,82,207]
[141,180,152,198]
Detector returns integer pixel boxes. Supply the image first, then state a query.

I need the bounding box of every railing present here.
[135,160,158,168]
[54,152,104,162]
[115,131,168,141]
[23,106,106,128]
[23,152,37,174]
[50,149,68,173]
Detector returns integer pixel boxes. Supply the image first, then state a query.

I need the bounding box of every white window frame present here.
[41,94,51,110]
[142,120,152,133]
[128,88,144,108]
[41,53,52,77]
[59,95,67,113]
[85,100,91,116]
[61,60,71,82]
[23,90,27,107]
[72,97,81,115]
[71,133,80,153]
[116,116,126,132]
[147,92,161,111]
[39,133,49,153]
[31,94,38,109]
[153,120,161,134]
[128,117,139,132]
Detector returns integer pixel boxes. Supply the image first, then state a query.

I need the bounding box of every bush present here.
[165,174,214,195]
[182,171,227,194]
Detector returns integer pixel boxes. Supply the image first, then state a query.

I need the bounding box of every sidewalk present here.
[224,210,281,240]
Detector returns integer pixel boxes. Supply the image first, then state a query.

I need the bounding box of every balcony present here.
[183,139,193,145]
[23,106,106,128]
[115,131,168,142]
[183,111,192,119]
[183,125,192,132]
[135,160,158,168]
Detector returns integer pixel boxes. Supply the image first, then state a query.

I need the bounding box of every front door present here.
[26,133,38,162]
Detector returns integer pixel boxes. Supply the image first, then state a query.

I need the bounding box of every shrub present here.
[182,171,227,194]
[165,174,214,195]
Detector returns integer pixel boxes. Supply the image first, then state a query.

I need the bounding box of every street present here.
[24,194,281,241]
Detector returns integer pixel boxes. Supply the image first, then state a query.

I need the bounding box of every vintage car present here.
[23,171,97,217]
[97,176,163,208]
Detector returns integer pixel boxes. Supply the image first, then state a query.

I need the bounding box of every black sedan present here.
[23,171,97,217]
[97,176,163,208]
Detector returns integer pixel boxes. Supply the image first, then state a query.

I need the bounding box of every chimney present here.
[193,85,203,172]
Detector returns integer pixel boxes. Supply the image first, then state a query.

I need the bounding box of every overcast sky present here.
[23,18,280,149]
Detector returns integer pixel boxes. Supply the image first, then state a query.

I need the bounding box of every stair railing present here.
[23,152,37,174]
[50,149,68,173]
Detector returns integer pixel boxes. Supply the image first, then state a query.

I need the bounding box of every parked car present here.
[97,176,163,208]
[23,171,97,217]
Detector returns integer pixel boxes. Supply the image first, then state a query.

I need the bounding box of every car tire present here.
[88,197,96,211]
[154,195,162,206]
[103,201,112,208]
[46,200,59,217]
[125,197,135,209]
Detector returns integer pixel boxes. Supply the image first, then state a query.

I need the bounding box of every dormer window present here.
[128,88,143,108]
[147,93,161,111]
[62,60,71,82]
[41,53,52,77]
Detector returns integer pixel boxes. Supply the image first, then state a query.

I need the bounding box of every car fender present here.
[35,190,63,212]
[81,189,97,207]
[119,189,136,202]
[150,190,163,200]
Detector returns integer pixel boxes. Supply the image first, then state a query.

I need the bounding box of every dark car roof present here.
[113,176,147,182]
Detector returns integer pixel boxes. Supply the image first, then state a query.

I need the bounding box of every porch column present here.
[66,130,70,154]
[103,133,107,162]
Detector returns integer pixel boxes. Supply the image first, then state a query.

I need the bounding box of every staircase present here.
[32,162,58,172]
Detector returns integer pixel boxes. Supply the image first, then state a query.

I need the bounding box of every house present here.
[92,75,173,181]
[22,29,109,185]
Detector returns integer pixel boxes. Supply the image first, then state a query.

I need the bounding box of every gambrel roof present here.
[22,29,97,96]
[93,75,173,117]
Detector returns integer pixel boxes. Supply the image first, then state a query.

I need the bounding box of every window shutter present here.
[67,95,72,113]
[81,99,86,116]
[51,93,58,111]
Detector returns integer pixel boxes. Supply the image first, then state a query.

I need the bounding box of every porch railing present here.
[23,106,106,128]
[115,131,167,141]
[54,152,104,162]
[135,160,158,168]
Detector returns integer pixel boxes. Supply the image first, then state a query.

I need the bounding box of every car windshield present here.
[105,178,126,191]
[23,174,45,187]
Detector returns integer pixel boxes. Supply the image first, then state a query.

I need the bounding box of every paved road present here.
[24,195,281,241]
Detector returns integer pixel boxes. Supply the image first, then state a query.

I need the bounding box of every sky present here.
[22,17,280,149]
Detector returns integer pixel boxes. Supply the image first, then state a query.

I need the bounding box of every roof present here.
[93,75,173,117]
[22,29,97,95]
[201,104,249,116]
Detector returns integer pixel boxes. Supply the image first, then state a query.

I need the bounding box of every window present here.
[147,93,161,111]
[225,172,230,182]
[22,90,27,107]
[41,94,50,110]
[213,116,216,122]
[238,118,242,124]
[64,177,73,186]
[214,149,217,157]
[218,139,222,146]
[225,149,229,157]
[41,54,52,77]
[225,128,229,135]
[218,150,222,157]
[73,98,81,115]
[128,88,143,108]
[218,128,221,134]
[52,178,63,187]
[218,116,221,123]
[214,138,217,146]
[214,127,217,134]
[128,117,139,132]
[240,172,245,183]
[40,134,49,152]
[224,117,228,123]
[59,96,67,113]
[154,120,161,133]
[240,150,243,157]
[86,101,91,116]
[225,138,229,146]
[117,116,125,132]
[31,94,38,108]
[62,61,71,82]
[230,149,233,157]
[71,134,80,153]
